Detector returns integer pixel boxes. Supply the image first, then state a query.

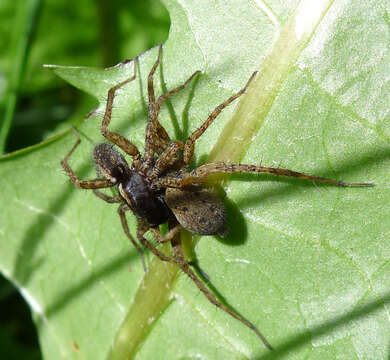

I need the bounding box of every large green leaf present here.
[1,0,389,359]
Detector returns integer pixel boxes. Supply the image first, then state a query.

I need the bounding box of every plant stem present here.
[0,0,42,154]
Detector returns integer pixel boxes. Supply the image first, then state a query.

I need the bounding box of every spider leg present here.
[158,162,374,188]
[118,204,147,272]
[145,71,200,159]
[101,57,141,158]
[183,71,257,165]
[136,221,184,264]
[147,44,162,108]
[149,225,210,279]
[150,141,184,178]
[147,45,199,116]
[144,45,200,160]
[61,127,113,189]
[142,45,170,159]
[169,235,273,350]
[154,71,200,115]
[93,190,122,203]
[138,219,272,348]
[153,122,171,156]
[149,225,182,243]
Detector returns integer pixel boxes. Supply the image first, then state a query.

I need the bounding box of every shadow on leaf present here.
[255,291,390,359]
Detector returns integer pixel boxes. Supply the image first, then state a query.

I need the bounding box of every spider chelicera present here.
[61,45,373,350]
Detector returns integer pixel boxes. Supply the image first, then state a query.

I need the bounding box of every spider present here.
[61,45,373,350]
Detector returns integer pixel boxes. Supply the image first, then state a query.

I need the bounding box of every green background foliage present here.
[1,0,389,359]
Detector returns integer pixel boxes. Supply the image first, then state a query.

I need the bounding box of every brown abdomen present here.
[165,188,227,237]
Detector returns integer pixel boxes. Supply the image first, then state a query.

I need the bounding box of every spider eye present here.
[111,164,126,182]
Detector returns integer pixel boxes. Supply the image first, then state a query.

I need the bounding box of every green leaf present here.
[0,0,43,153]
[1,0,389,359]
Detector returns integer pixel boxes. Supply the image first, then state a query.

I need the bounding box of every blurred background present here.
[0,0,170,358]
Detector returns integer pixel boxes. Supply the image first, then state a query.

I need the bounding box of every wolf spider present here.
[61,45,373,350]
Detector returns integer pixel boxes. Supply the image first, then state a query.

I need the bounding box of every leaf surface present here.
[1,1,389,359]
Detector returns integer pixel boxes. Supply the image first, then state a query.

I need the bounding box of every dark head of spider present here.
[93,143,177,228]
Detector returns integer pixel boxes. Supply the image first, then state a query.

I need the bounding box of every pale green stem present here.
[107,242,178,360]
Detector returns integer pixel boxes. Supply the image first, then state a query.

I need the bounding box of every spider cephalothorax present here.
[94,143,172,227]
[61,45,372,350]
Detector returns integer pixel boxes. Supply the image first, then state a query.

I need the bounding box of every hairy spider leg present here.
[183,71,257,165]
[91,192,147,271]
[101,57,141,159]
[171,236,273,350]
[147,44,162,109]
[153,70,201,120]
[61,127,114,189]
[150,141,184,178]
[124,218,184,264]
[149,225,182,243]
[118,204,148,271]
[92,190,122,203]
[133,218,273,350]
[157,162,374,188]
[143,45,171,159]
[144,70,200,161]
[144,44,200,161]
[147,69,200,153]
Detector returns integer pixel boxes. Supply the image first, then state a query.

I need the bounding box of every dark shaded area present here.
[5,85,81,153]
[0,276,40,360]
[97,0,120,68]
[220,190,248,246]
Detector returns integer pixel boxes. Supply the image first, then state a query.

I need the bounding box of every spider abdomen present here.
[119,172,171,227]
[165,188,227,237]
